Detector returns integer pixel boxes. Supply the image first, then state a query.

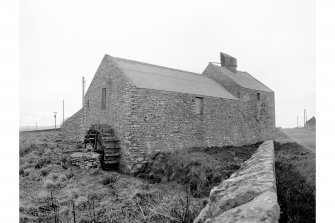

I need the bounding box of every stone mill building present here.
[62,52,275,173]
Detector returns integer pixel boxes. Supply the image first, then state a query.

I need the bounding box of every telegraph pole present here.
[297,116,298,128]
[35,122,37,131]
[53,112,57,129]
[82,77,86,128]
[82,77,86,108]
[304,109,307,127]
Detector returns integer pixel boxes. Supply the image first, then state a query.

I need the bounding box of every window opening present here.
[194,97,203,115]
[102,88,106,109]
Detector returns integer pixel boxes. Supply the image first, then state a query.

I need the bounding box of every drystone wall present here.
[194,140,280,223]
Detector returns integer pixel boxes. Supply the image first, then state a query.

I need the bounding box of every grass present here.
[137,143,260,198]
[20,128,317,222]
[274,141,316,223]
[20,131,260,223]
[275,127,316,152]
[274,127,316,222]
[19,131,205,222]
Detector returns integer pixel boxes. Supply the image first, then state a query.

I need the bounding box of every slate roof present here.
[210,63,273,92]
[108,55,239,100]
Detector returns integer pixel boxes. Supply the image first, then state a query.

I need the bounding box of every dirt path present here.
[278,128,316,153]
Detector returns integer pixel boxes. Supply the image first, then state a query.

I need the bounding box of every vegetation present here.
[20,128,317,223]
[274,141,316,223]
[137,143,260,198]
[20,131,259,223]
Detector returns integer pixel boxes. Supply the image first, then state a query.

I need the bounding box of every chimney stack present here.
[220,52,237,73]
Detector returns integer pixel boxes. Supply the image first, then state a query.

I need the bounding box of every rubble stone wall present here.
[194,140,280,223]
[129,88,244,154]
[203,63,276,143]
[69,152,101,169]
[83,55,136,172]
[127,86,275,173]
[238,87,276,143]
[61,108,84,142]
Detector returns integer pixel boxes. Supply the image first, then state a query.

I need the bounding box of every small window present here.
[101,88,107,109]
[87,99,89,108]
[257,93,261,100]
[194,97,203,115]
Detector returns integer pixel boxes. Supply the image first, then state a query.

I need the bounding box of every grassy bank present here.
[274,141,316,223]
[20,131,259,223]
[137,143,260,198]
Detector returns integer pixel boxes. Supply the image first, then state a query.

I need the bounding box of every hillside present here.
[20,125,61,132]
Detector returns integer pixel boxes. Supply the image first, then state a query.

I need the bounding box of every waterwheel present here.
[84,124,121,170]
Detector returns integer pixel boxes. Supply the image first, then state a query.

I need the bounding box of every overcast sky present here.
[20,0,315,128]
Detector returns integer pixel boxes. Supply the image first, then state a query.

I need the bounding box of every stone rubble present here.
[69,152,101,169]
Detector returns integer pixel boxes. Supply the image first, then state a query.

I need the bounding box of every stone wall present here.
[239,87,276,143]
[127,86,275,173]
[203,96,254,147]
[69,152,101,169]
[61,108,84,142]
[83,55,136,172]
[194,140,280,223]
[203,63,276,142]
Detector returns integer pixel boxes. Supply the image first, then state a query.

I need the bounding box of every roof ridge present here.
[107,54,208,78]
